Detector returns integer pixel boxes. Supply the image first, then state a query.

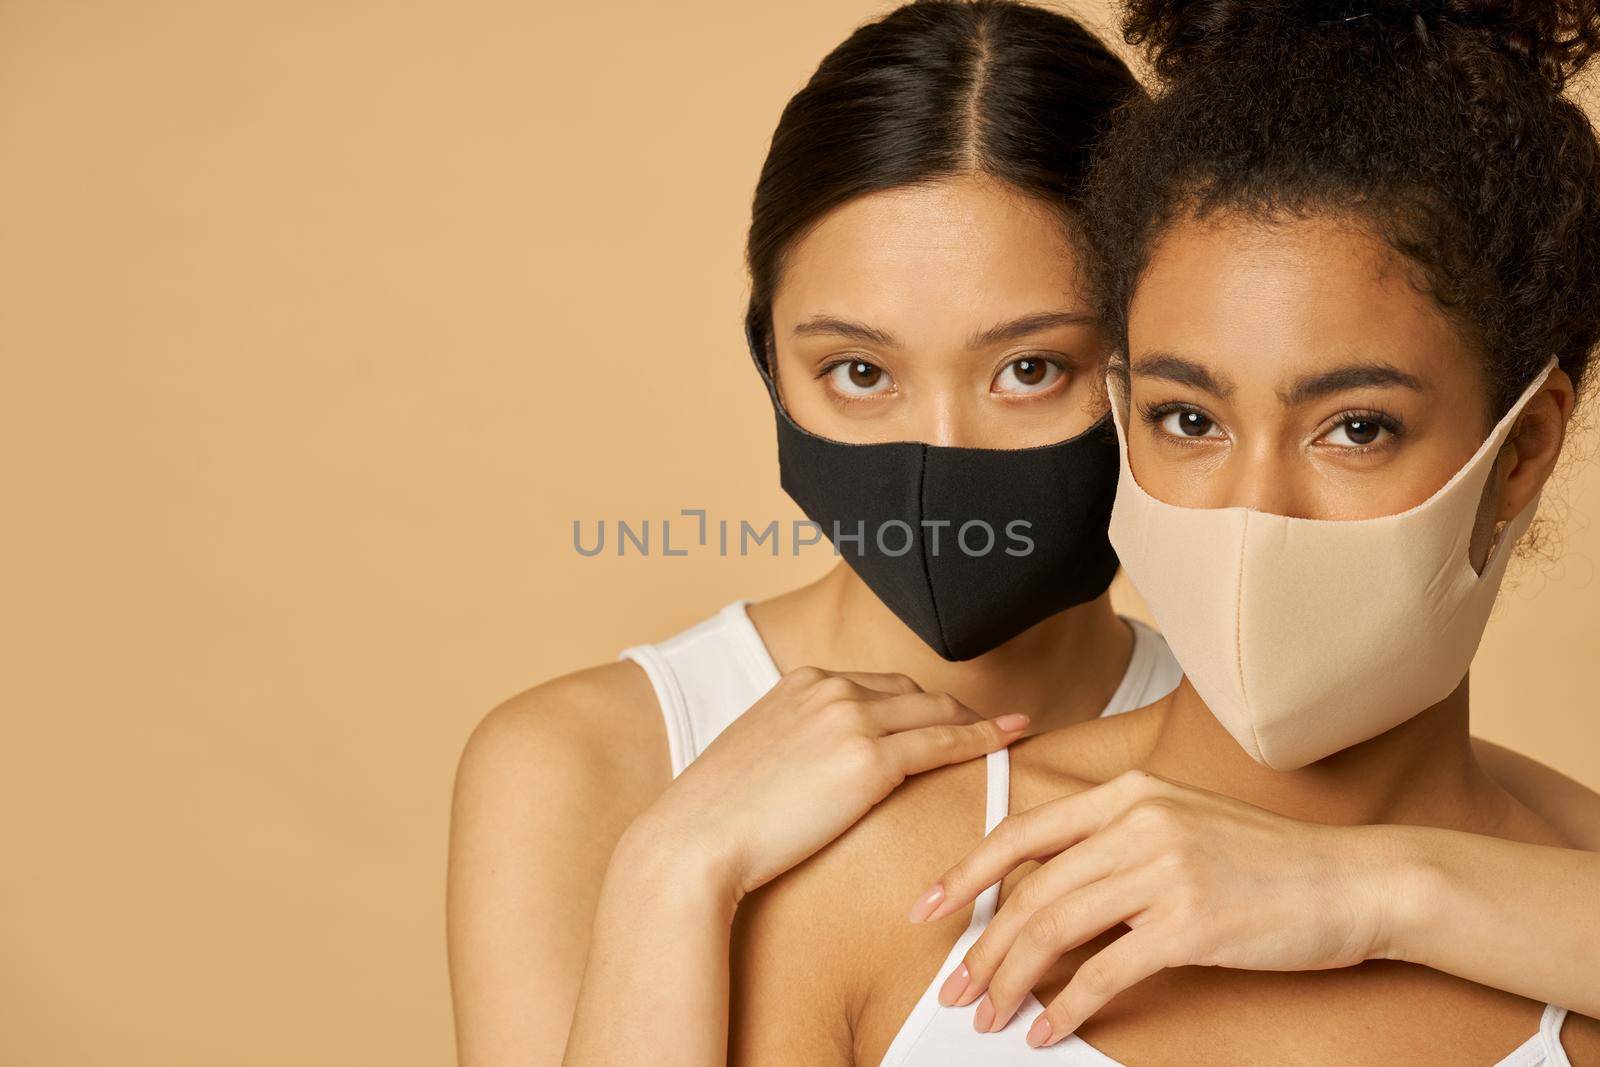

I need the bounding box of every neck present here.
[1140,674,1506,831]
[749,562,1133,734]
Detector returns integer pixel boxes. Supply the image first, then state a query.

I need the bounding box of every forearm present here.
[1370,824,1600,1016]
[563,819,741,1066]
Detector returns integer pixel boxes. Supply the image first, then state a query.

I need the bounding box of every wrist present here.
[612,811,746,919]
[1349,823,1448,964]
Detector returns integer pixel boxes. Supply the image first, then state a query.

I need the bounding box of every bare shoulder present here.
[449,657,671,910]
[446,659,668,1067]
[735,748,990,943]
[1560,1010,1600,1065]
[1472,736,1600,851]
[457,659,666,803]
[1016,703,1165,788]
[728,753,994,1063]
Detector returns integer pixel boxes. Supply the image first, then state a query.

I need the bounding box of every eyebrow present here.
[790,309,1097,351]
[792,316,900,348]
[1130,353,1234,398]
[1277,361,1427,405]
[968,310,1098,348]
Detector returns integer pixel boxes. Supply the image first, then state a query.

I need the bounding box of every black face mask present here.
[746,319,1121,661]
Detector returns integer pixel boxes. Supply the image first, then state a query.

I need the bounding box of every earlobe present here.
[1494,367,1576,523]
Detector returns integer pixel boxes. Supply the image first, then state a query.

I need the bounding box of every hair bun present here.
[1125,0,1600,92]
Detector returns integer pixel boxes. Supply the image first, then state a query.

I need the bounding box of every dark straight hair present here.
[744,0,1143,367]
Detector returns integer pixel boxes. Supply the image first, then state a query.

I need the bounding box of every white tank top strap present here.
[618,600,782,778]
[971,748,1011,926]
[1495,1003,1573,1067]
[1540,1004,1573,1066]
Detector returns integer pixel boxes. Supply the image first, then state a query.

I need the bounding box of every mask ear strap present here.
[749,313,824,442]
[1480,517,1512,573]
[1102,370,1140,484]
[1103,370,1129,434]
[1466,357,1560,576]
[745,315,780,394]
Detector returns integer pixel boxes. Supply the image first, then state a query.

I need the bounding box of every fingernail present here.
[954,979,985,1007]
[995,713,1029,732]
[937,963,968,1007]
[907,883,944,922]
[973,996,995,1033]
[1026,1015,1052,1048]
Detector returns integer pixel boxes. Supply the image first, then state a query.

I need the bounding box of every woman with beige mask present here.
[448,1,1600,1064]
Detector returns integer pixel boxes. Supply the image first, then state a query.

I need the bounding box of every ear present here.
[1468,366,1575,573]
[1493,366,1576,525]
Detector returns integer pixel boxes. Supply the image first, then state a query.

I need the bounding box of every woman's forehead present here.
[773,178,1085,326]
[1127,213,1473,394]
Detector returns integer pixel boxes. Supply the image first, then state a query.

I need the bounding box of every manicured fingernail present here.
[973,996,995,1033]
[995,713,1029,732]
[907,883,944,922]
[1026,1015,1052,1048]
[937,964,968,1006]
[954,979,985,1007]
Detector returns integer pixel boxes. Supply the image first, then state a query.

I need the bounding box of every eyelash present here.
[814,358,891,402]
[1136,402,1406,450]
[812,355,1071,400]
[1138,401,1218,443]
[993,355,1070,398]
[1319,408,1405,451]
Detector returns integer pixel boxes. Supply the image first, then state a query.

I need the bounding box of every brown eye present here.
[1013,358,1046,386]
[1342,419,1379,445]
[993,356,1065,396]
[1153,407,1224,439]
[825,359,894,397]
[847,361,881,389]
[1322,416,1392,448]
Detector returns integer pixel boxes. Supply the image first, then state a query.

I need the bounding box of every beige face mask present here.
[1107,360,1555,770]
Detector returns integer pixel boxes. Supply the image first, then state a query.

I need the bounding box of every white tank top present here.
[878,744,1575,1066]
[618,599,1183,778]
[620,603,1567,1063]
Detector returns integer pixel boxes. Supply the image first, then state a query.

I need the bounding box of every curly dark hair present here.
[1085,0,1600,417]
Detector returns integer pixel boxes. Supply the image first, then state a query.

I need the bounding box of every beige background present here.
[3,2,1596,1064]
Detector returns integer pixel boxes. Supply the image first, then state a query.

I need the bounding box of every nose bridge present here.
[920,381,974,447]
[1225,437,1303,516]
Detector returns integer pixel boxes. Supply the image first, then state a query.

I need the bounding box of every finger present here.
[873,700,1030,775]
[914,770,1161,924]
[973,871,1148,1035]
[824,670,924,697]
[776,666,920,703]
[1026,926,1172,1049]
[946,832,1123,1004]
[859,690,988,733]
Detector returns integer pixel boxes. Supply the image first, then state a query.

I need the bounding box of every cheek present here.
[1306,438,1483,521]
[1301,478,1425,521]
[771,352,841,435]
[773,371,831,434]
[772,355,909,444]
[992,373,1107,447]
[1125,434,1214,507]
[1062,366,1106,416]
